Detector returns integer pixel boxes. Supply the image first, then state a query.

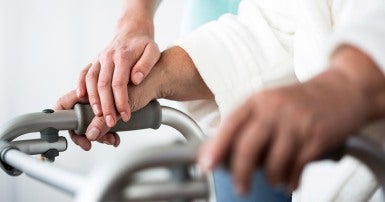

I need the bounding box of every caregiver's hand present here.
[77,0,160,128]
[198,45,385,195]
[57,47,213,151]
[55,70,159,151]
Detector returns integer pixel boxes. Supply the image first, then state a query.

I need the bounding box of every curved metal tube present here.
[0,104,215,201]
[3,149,85,195]
[0,105,204,143]
[0,111,77,141]
[161,106,206,144]
[75,145,208,202]
[345,135,385,196]
[1,102,385,201]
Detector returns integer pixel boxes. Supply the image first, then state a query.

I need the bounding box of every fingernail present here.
[106,115,115,127]
[86,128,100,141]
[92,104,100,115]
[103,141,112,145]
[199,154,214,174]
[120,112,129,122]
[134,72,144,84]
[76,88,83,97]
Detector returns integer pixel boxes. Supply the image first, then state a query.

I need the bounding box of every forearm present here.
[159,46,214,100]
[133,46,214,104]
[117,0,161,36]
[311,45,385,121]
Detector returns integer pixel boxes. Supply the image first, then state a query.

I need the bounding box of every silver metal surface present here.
[0,111,77,141]
[345,136,385,197]
[160,106,217,202]
[124,180,209,201]
[0,105,217,201]
[161,106,205,144]
[75,145,208,202]
[3,148,85,195]
[10,137,67,155]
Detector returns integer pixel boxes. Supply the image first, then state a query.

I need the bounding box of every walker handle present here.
[73,100,162,135]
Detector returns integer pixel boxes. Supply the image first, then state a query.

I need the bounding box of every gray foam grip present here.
[74,100,162,135]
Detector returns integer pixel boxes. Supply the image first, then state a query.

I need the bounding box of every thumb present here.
[131,42,160,85]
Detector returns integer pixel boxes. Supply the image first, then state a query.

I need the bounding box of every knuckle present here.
[86,71,97,81]
[102,102,116,112]
[80,68,89,75]
[114,47,133,60]
[150,41,160,51]
[135,61,150,72]
[102,51,114,61]
[112,79,127,88]
[116,50,129,61]
[103,109,115,118]
[91,118,107,130]
[56,97,66,109]
[98,80,110,88]
[87,94,99,104]
[114,100,126,112]
[57,96,65,104]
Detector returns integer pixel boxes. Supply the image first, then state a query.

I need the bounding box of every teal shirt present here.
[181,0,240,34]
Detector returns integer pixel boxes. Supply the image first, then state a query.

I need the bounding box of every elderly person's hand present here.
[55,90,121,150]
[56,47,213,150]
[76,0,161,128]
[198,45,385,194]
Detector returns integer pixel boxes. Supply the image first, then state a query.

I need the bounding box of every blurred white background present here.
[0,0,188,201]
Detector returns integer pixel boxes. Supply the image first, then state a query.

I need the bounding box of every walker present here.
[0,100,384,201]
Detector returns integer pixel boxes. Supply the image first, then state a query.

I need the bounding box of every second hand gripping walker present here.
[0,100,385,201]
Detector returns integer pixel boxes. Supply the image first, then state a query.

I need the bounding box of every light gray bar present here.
[10,137,67,155]
[0,111,77,141]
[161,106,206,145]
[3,148,85,195]
[124,180,209,201]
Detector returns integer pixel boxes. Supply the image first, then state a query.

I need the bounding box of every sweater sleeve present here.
[329,2,385,72]
[175,0,298,116]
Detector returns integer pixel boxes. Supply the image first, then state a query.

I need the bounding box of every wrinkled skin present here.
[198,46,385,194]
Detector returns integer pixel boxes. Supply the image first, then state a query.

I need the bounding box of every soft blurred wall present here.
[0,0,187,201]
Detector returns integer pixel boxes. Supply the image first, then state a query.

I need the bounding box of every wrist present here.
[116,1,156,37]
[132,46,214,102]
[156,47,214,101]
[330,45,385,120]
[116,15,154,37]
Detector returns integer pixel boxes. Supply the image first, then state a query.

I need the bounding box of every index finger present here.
[199,99,253,172]
[55,90,88,110]
[112,53,135,122]
[77,63,92,98]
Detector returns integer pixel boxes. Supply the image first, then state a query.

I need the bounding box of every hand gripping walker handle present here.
[73,100,162,135]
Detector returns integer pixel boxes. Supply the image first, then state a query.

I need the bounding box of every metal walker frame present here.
[0,100,384,201]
